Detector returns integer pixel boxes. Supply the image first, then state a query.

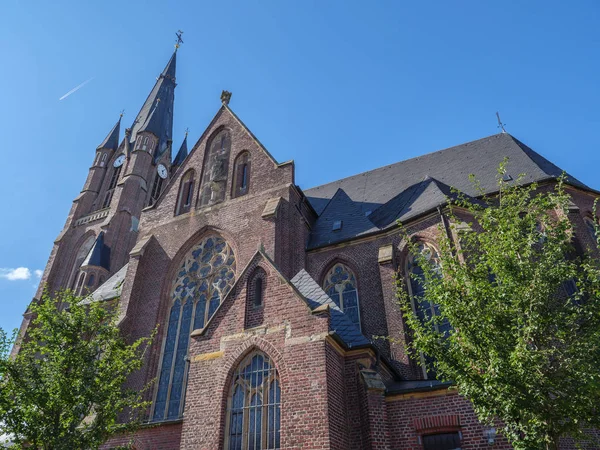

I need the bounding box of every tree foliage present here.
[397,166,600,449]
[0,290,153,450]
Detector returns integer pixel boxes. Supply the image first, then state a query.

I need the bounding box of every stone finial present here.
[378,244,394,265]
[221,90,232,105]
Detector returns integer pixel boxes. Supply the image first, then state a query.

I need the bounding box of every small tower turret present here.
[79,116,122,214]
[172,131,189,170]
[73,232,111,295]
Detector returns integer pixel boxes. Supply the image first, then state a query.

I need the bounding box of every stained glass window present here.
[584,216,598,245]
[407,243,450,379]
[199,129,231,207]
[153,235,236,421]
[323,263,361,329]
[226,352,281,450]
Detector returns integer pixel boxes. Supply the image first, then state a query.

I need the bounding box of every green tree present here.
[397,167,600,449]
[0,290,153,450]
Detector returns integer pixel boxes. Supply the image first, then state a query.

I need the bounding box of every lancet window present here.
[232,151,251,198]
[153,235,236,421]
[175,170,195,215]
[584,216,598,244]
[225,352,281,450]
[406,242,450,378]
[102,165,122,208]
[198,129,231,207]
[322,263,361,329]
[149,173,164,206]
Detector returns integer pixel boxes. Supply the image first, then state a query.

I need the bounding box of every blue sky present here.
[1,0,599,333]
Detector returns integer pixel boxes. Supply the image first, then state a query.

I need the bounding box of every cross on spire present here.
[185,127,189,136]
[175,30,184,50]
[496,112,507,133]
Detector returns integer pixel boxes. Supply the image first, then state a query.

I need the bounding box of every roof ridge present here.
[305,133,507,193]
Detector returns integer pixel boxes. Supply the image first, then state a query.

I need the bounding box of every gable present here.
[141,105,294,222]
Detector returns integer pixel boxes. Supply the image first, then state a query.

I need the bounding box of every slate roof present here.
[291,269,370,348]
[84,263,128,304]
[97,117,121,150]
[129,50,177,160]
[81,232,110,270]
[172,134,188,167]
[304,133,590,249]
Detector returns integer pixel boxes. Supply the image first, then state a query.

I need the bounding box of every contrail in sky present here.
[59,77,95,101]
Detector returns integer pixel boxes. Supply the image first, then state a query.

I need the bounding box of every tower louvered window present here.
[149,173,164,206]
[102,165,122,208]
[225,352,281,450]
[153,235,236,421]
[323,263,361,329]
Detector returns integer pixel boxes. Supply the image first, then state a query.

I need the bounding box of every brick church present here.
[18,44,599,450]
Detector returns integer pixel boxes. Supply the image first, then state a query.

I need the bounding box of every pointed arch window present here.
[198,129,231,207]
[232,151,251,199]
[406,242,450,379]
[175,170,195,215]
[584,216,598,245]
[245,268,266,329]
[225,352,281,450]
[102,165,122,208]
[136,134,155,152]
[149,173,164,206]
[323,263,361,329]
[153,235,236,421]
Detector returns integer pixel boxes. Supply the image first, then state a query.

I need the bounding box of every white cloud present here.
[0,267,32,281]
[34,269,43,278]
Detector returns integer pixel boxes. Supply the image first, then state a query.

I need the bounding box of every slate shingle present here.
[291,269,370,348]
[304,133,589,249]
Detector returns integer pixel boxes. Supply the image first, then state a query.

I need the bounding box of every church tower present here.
[15,44,181,346]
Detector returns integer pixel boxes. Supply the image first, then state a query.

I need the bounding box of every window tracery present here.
[153,235,236,421]
[225,351,281,450]
[198,129,231,207]
[322,263,361,329]
[406,242,450,378]
[584,216,598,244]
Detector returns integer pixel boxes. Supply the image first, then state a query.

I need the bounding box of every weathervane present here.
[496,112,506,133]
[175,30,184,50]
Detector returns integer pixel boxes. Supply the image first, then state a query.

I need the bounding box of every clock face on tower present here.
[113,154,126,168]
[157,164,168,179]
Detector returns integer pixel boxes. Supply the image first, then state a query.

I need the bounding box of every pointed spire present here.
[129,49,177,157]
[172,131,188,167]
[97,116,121,150]
[81,232,111,270]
